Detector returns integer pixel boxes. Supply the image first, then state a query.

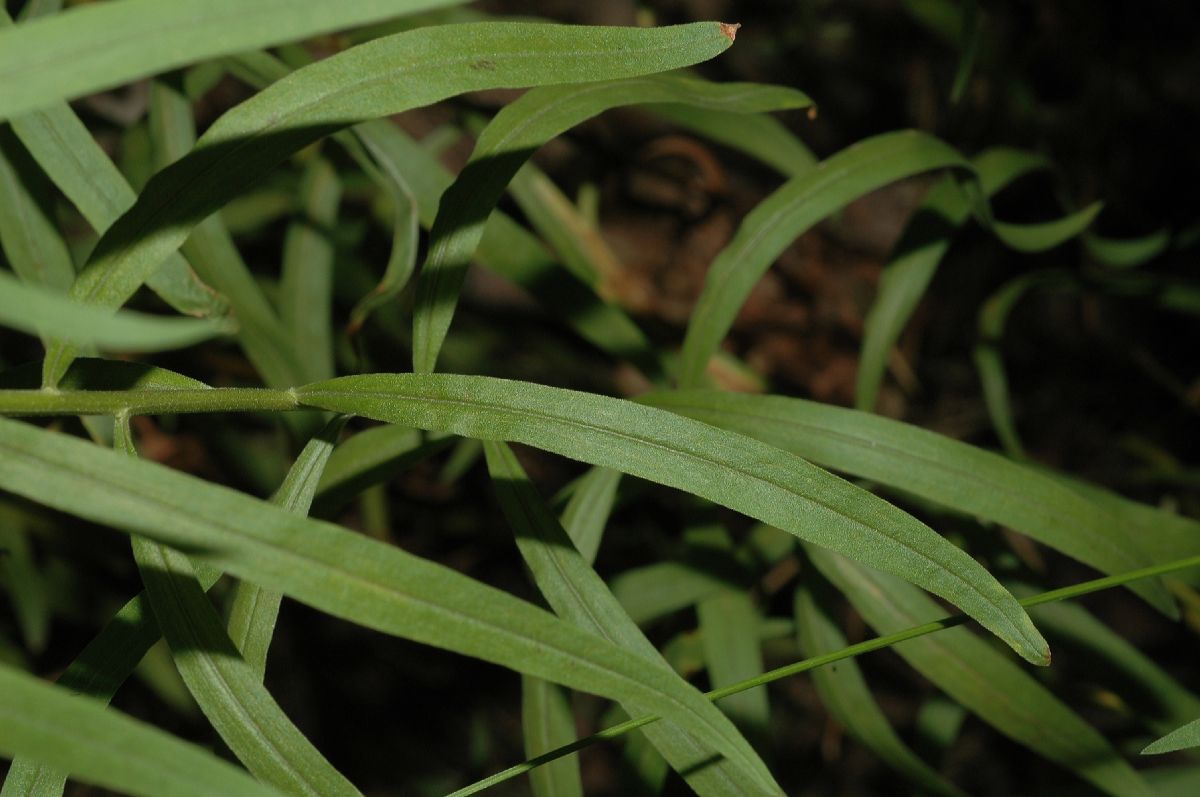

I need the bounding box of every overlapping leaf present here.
[41,20,740,386]
[295,372,1048,663]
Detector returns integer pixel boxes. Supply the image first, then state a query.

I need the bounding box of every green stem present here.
[0,388,297,415]
[445,553,1200,797]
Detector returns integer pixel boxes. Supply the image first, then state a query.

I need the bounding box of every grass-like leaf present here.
[296,372,1049,663]
[0,664,284,797]
[678,130,968,388]
[648,103,818,177]
[42,21,738,387]
[521,676,585,797]
[484,441,779,795]
[0,127,74,293]
[558,466,622,565]
[794,585,967,797]
[0,270,228,352]
[411,72,809,372]
[807,545,1155,797]
[0,417,782,784]
[1143,718,1200,755]
[0,0,471,119]
[639,389,1174,614]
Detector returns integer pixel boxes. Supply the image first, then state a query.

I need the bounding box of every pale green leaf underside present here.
[42,20,737,386]
[638,389,1175,614]
[0,0,470,119]
[294,372,1048,664]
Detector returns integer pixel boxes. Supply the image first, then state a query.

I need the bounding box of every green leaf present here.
[690,527,769,735]
[296,372,1049,664]
[678,130,969,388]
[1086,229,1171,269]
[0,126,75,293]
[411,73,808,372]
[484,440,779,795]
[807,545,1154,797]
[794,585,967,797]
[648,103,818,177]
[992,201,1103,252]
[0,417,782,786]
[147,74,306,388]
[856,147,1049,411]
[0,0,472,119]
[1143,718,1200,756]
[226,417,347,676]
[559,466,622,565]
[0,511,49,653]
[0,269,229,352]
[638,389,1175,614]
[521,676,585,797]
[612,562,731,626]
[314,425,455,512]
[280,157,342,382]
[42,21,738,386]
[0,663,284,797]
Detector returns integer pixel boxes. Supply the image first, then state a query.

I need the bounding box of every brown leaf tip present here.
[719,22,741,42]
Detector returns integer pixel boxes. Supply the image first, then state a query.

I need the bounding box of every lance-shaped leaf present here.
[0,270,229,352]
[0,0,472,119]
[0,663,284,797]
[1143,719,1200,756]
[678,130,969,388]
[295,372,1049,664]
[521,675,585,797]
[638,389,1174,614]
[807,545,1154,797]
[411,71,809,372]
[794,585,967,797]
[484,441,781,795]
[41,20,739,386]
[0,416,786,784]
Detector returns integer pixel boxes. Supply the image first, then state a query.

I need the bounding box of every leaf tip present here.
[719,22,741,41]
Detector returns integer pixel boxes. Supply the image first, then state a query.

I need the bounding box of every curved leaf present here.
[485,441,778,795]
[794,585,967,797]
[638,389,1175,614]
[42,20,739,386]
[678,130,969,388]
[0,0,471,119]
[0,416,783,787]
[808,545,1154,797]
[0,664,283,797]
[412,72,809,372]
[0,270,229,352]
[294,372,1049,664]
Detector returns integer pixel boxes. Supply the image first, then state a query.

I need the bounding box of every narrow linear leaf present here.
[992,201,1103,252]
[0,664,284,797]
[484,441,779,795]
[1086,229,1171,269]
[227,417,347,676]
[147,74,307,388]
[521,675,584,797]
[1143,719,1200,756]
[0,516,49,653]
[280,157,342,382]
[314,425,455,512]
[648,103,818,177]
[559,465,622,565]
[296,373,1049,664]
[412,71,808,372]
[0,417,779,784]
[0,126,74,293]
[690,527,769,735]
[0,0,471,119]
[856,147,1049,411]
[678,130,969,388]
[0,270,229,352]
[639,389,1175,614]
[794,585,967,797]
[612,562,731,626]
[0,11,227,319]
[43,21,739,386]
[807,545,1154,797]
